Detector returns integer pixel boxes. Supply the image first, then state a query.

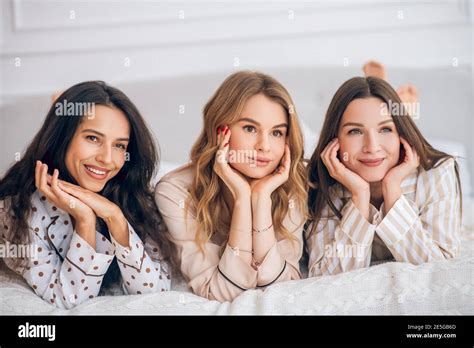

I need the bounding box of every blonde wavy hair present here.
[188,71,308,252]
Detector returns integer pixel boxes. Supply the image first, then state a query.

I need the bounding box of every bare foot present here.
[396,84,418,104]
[51,90,62,104]
[396,84,419,118]
[363,61,419,116]
[362,60,387,80]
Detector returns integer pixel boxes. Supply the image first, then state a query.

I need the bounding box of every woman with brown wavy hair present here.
[305,76,462,277]
[155,71,308,302]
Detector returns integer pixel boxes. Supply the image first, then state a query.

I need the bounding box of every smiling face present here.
[337,97,400,182]
[65,105,130,192]
[227,93,288,179]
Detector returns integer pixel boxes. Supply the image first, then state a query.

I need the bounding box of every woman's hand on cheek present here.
[382,137,420,187]
[321,138,370,197]
[250,144,291,198]
[213,125,251,200]
[35,161,96,225]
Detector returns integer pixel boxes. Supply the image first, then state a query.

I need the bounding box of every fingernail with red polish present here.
[225,127,229,135]
[224,143,229,147]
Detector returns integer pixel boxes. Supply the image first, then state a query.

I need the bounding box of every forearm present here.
[75,218,97,250]
[351,191,370,221]
[19,231,115,309]
[376,193,459,263]
[251,193,276,263]
[119,250,171,294]
[227,196,253,264]
[382,181,402,216]
[309,237,372,277]
[105,210,129,248]
[308,200,376,277]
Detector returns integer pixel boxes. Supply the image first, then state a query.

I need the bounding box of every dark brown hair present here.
[306,76,462,237]
[0,81,179,282]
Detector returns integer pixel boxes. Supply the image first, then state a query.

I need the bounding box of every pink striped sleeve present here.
[375,159,460,264]
[307,199,377,277]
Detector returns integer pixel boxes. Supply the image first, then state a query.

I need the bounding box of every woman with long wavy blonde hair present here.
[155,71,308,302]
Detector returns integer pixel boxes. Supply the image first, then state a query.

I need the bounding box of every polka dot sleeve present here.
[111,222,171,295]
[1,193,115,309]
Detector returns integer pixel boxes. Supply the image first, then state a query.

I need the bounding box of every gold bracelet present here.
[252,223,273,234]
[228,244,253,254]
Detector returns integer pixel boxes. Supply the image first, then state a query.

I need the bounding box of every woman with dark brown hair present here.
[305,76,462,277]
[0,81,178,308]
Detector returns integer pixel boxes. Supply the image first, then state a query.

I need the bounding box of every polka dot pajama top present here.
[0,190,171,309]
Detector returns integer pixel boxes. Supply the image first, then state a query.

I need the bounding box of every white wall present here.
[0,0,471,98]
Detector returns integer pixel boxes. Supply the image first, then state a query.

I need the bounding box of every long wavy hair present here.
[306,76,462,237]
[0,81,179,281]
[189,71,308,251]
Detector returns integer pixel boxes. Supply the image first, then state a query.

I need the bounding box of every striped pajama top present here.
[305,157,461,277]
